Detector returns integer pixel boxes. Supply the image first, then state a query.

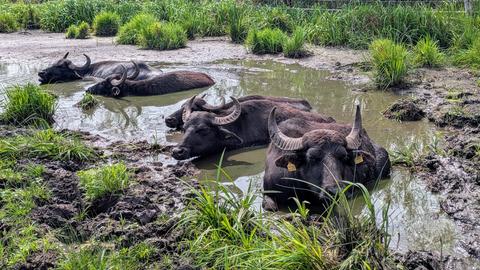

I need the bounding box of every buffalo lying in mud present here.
[37,52,155,84]
[165,94,313,129]
[171,97,335,160]
[86,64,215,97]
[263,105,391,211]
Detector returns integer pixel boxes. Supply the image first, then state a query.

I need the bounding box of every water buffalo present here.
[165,95,313,129]
[171,97,335,160]
[37,52,155,84]
[86,64,215,97]
[263,105,391,211]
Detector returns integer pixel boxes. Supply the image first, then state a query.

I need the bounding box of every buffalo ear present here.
[219,127,243,145]
[275,153,304,169]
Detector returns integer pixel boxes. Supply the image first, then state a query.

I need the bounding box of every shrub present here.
[453,37,480,69]
[117,13,156,45]
[138,22,187,50]
[0,13,18,33]
[76,21,90,39]
[283,27,308,58]
[77,163,131,200]
[246,28,285,54]
[227,3,249,43]
[369,39,409,89]
[65,24,78,39]
[93,11,120,37]
[413,36,444,68]
[0,83,56,127]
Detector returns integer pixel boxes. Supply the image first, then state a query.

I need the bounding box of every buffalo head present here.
[267,104,374,200]
[38,52,91,84]
[165,94,226,129]
[172,96,242,160]
[86,62,139,97]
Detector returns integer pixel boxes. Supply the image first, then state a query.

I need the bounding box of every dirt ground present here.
[1,31,479,269]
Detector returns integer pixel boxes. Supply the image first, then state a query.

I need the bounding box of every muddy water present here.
[0,60,462,259]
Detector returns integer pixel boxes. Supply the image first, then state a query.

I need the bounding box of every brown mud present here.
[1,31,480,269]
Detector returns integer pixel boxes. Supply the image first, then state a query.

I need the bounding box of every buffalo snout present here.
[172,147,190,160]
[165,117,179,128]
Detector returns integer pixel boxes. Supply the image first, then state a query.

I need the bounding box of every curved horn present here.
[63,52,69,59]
[127,61,140,80]
[110,65,127,86]
[199,96,226,111]
[268,107,303,151]
[68,54,91,71]
[182,95,197,123]
[212,97,241,125]
[346,104,362,149]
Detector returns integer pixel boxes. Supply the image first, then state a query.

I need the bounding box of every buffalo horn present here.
[212,97,241,125]
[345,104,362,150]
[68,54,91,71]
[268,107,303,151]
[200,96,226,111]
[182,95,197,123]
[127,61,140,80]
[63,52,70,59]
[111,65,128,86]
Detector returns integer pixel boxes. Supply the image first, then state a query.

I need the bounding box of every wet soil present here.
[383,98,426,121]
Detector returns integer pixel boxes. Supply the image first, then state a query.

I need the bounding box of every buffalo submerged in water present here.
[263,104,391,211]
[37,52,157,84]
[86,63,215,97]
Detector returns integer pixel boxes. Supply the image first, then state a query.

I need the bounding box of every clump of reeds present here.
[93,11,120,37]
[369,39,409,89]
[138,22,187,50]
[246,27,286,54]
[283,27,308,58]
[413,35,445,68]
[117,13,156,45]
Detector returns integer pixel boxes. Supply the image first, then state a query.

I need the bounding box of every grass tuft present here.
[117,13,156,45]
[283,27,308,58]
[369,39,409,89]
[0,83,56,127]
[413,35,445,68]
[227,3,249,44]
[138,22,187,50]
[77,162,131,201]
[65,24,78,39]
[453,37,480,69]
[76,92,98,110]
[0,12,18,33]
[76,21,90,39]
[246,27,286,54]
[93,11,120,37]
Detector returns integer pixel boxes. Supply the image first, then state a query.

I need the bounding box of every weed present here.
[76,21,90,39]
[369,39,409,89]
[0,83,56,127]
[389,134,445,166]
[77,92,98,110]
[65,24,78,39]
[93,11,120,37]
[283,27,308,58]
[227,3,249,44]
[413,35,445,68]
[77,162,131,201]
[117,13,156,45]
[138,22,187,50]
[0,12,18,33]
[453,37,480,69]
[246,27,286,54]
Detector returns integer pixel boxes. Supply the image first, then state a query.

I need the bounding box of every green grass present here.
[227,2,249,44]
[413,35,445,68]
[77,162,131,201]
[453,37,480,69]
[117,13,156,45]
[283,27,308,58]
[246,27,286,54]
[138,21,187,50]
[65,24,77,38]
[389,134,445,167]
[0,12,18,33]
[76,21,89,38]
[0,83,56,127]
[92,11,120,37]
[369,39,409,89]
[0,129,97,162]
[178,155,397,269]
[77,92,98,110]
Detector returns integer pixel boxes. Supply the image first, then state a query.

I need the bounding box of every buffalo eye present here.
[195,127,209,135]
[334,147,349,161]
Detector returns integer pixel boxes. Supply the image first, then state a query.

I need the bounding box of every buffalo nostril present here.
[165,117,177,127]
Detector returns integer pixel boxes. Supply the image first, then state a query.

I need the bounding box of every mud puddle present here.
[0,59,477,267]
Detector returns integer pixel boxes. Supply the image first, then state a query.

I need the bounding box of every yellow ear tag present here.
[287,162,297,172]
[354,154,364,165]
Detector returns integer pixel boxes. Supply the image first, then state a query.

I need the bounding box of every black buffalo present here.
[37,52,155,84]
[86,64,215,97]
[263,105,391,211]
[171,97,335,160]
[165,95,313,129]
